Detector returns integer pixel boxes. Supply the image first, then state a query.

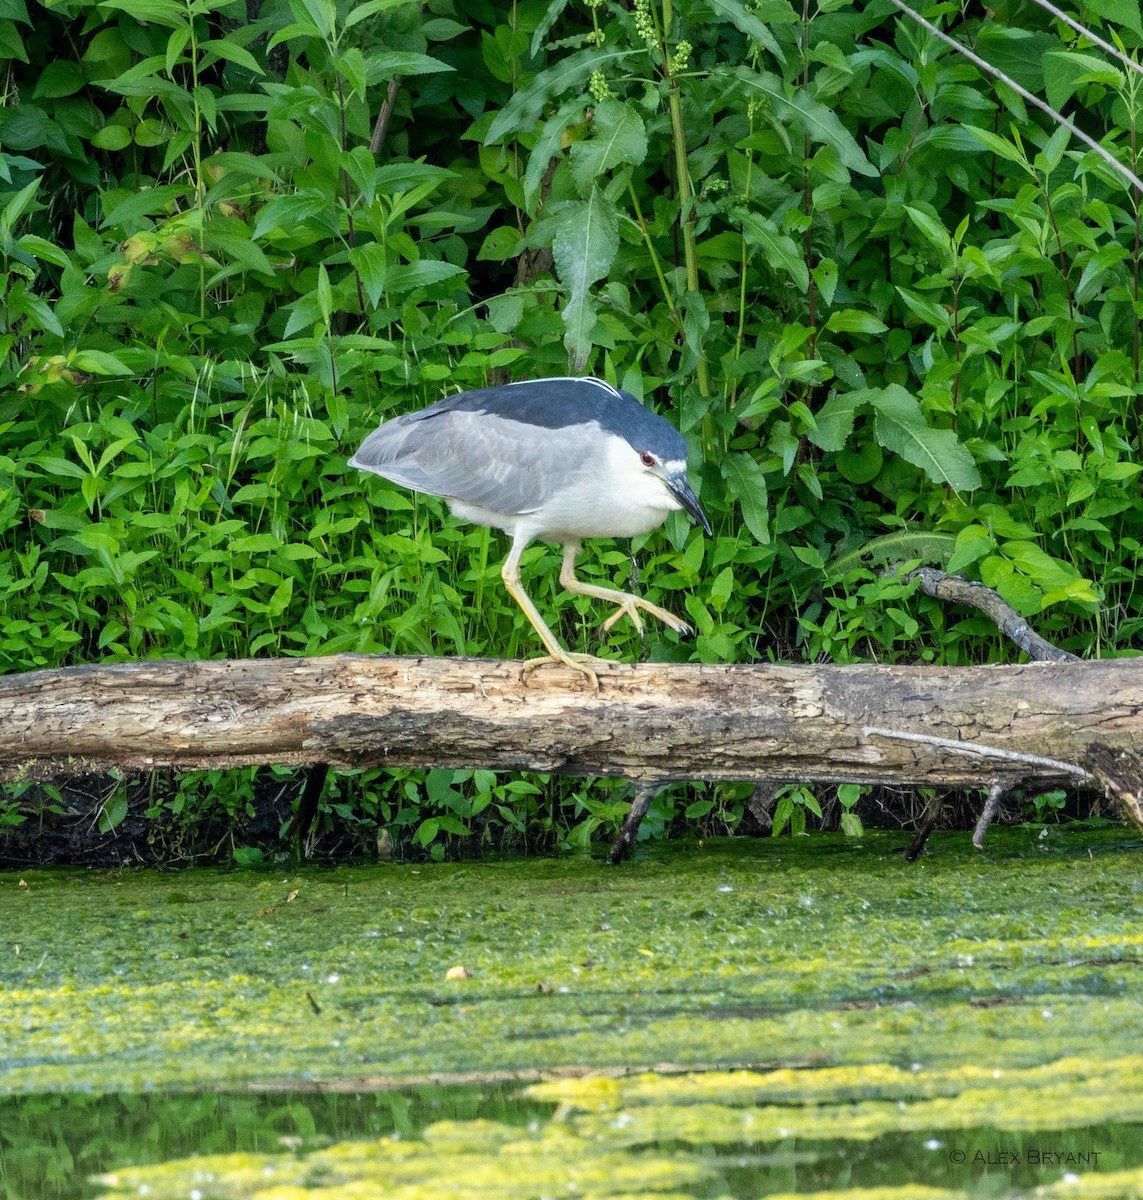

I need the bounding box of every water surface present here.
[3,829,1141,1196]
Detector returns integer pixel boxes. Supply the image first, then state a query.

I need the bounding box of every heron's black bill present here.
[668,475,712,536]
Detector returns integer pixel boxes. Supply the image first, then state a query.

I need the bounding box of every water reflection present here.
[3,1079,1142,1199]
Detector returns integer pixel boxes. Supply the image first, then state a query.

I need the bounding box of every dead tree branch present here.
[1,656,1137,791]
[908,567,1080,663]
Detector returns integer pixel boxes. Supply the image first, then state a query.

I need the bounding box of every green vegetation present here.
[1,0,1141,854]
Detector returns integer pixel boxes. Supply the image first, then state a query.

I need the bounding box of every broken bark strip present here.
[1,655,1139,788]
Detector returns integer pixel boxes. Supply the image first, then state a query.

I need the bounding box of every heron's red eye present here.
[640,452,655,467]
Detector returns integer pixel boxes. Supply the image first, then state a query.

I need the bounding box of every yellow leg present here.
[558,543,693,637]
[501,539,606,688]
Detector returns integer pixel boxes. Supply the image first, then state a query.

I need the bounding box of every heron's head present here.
[622,425,712,535]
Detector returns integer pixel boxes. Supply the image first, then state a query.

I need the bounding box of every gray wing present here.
[349,406,595,516]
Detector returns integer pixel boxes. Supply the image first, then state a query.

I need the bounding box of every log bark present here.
[1,655,1140,789]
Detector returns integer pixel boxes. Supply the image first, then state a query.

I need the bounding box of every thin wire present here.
[1025,0,1143,80]
[883,0,1143,195]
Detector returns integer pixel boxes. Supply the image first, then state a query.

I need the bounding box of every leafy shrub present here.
[1,0,1140,856]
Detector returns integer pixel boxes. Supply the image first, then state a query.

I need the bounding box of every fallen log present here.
[1,655,1139,791]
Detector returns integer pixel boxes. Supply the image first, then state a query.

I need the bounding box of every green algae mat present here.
[4,828,1143,1198]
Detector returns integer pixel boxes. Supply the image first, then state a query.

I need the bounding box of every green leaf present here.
[414,817,440,846]
[386,260,466,295]
[530,0,570,57]
[1086,0,1143,34]
[835,440,882,484]
[364,51,454,82]
[13,288,62,336]
[477,226,521,261]
[806,391,862,453]
[823,309,887,335]
[862,384,981,492]
[166,25,190,73]
[251,190,333,240]
[32,60,85,99]
[904,205,951,257]
[973,26,1057,92]
[317,263,333,325]
[568,99,647,198]
[344,0,414,28]
[483,25,528,84]
[1036,123,1071,173]
[702,0,783,61]
[99,792,129,833]
[16,234,70,268]
[375,161,455,196]
[840,812,864,837]
[70,350,132,375]
[336,48,367,98]
[486,47,634,144]
[523,96,582,212]
[720,452,770,545]
[1,177,38,229]
[91,124,133,151]
[964,125,1030,168]
[422,17,470,40]
[896,287,952,334]
[95,0,185,27]
[792,544,825,569]
[349,241,387,306]
[945,526,995,575]
[203,230,277,280]
[0,17,25,62]
[735,68,876,178]
[267,21,323,48]
[736,209,809,290]
[200,38,264,75]
[831,531,957,575]
[101,185,188,229]
[33,455,88,480]
[230,533,282,553]
[485,293,524,333]
[550,189,619,371]
[291,0,333,39]
[1002,540,1080,589]
[1043,50,1122,111]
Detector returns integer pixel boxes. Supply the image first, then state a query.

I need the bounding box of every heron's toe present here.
[642,602,693,636]
[599,602,645,636]
[522,652,603,690]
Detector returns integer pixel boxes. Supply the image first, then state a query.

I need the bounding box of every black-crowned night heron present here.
[349,376,711,682]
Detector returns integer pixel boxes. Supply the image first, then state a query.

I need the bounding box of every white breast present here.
[527,434,678,542]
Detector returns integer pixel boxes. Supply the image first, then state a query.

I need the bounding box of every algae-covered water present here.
[3,828,1143,1198]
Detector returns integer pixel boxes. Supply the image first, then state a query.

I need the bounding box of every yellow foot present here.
[599,596,693,638]
[521,651,610,690]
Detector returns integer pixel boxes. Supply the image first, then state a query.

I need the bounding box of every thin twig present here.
[972,781,1004,848]
[905,790,944,860]
[609,781,661,864]
[370,76,403,157]
[863,727,1091,780]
